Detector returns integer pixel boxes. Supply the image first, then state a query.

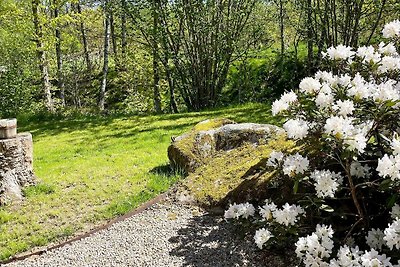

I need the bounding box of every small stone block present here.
[0,119,17,139]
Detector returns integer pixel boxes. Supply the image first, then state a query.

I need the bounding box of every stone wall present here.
[0,133,36,204]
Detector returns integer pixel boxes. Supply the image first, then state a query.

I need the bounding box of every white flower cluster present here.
[383,20,400,39]
[283,118,309,139]
[258,200,305,226]
[366,228,385,250]
[310,170,343,198]
[330,247,395,267]
[266,150,284,167]
[350,161,371,178]
[271,91,297,115]
[296,225,400,267]
[224,202,255,219]
[282,153,309,177]
[295,224,334,267]
[384,218,400,250]
[377,135,400,181]
[254,228,273,249]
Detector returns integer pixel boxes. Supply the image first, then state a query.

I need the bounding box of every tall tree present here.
[151,0,162,113]
[99,0,110,111]
[75,2,91,72]
[54,0,65,106]
[31,0,53,111]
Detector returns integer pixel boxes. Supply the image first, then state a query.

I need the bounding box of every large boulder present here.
[168,118,295,208]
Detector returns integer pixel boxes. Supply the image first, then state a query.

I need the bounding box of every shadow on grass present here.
[17,103,275,140]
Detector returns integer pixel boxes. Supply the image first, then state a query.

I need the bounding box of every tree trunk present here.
[99,1,110,111]
[76,2,92,72]
[279,0,285,55]
[32,0,53,112]
[110,9,118,62]
[54,4,65,106]
[121,0,127,58]
[152,1,162,113]
[306,0,313,73]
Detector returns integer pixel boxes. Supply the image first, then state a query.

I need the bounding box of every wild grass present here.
[0,103,275,261]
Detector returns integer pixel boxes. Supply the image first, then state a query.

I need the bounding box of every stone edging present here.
[1,192,168,265]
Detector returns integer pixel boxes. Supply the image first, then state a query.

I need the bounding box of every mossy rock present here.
[168,118,285,173]
[183,134,296,207]
[168,118,296,208]
[168,118,236,173]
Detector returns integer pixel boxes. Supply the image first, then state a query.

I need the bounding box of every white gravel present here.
[3,200,293,267]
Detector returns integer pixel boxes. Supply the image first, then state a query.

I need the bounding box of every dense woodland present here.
[0,0,399,117]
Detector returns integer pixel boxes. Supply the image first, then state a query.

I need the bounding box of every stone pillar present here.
[0,133,36,204]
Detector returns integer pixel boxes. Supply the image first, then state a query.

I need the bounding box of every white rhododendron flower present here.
[391,135,400,155]
[379,42,398,56]
[254,228,273,249]
[271,99,288,116]
[347,73,373,99]
[315,71,337,85]
[296,225,334,264]
[310,170,342,198]
[391,204,400,219]
[333,100,355,117]
[272,203,304,226]
[357,46,381,63]
[329,245,362,267]
[378,56,400,73]
[316,92,335,108]
[271,91,298,115]
[282,153,309,176]
[266,150,284,167]
[224,203,255,219]
[259,200,277,220]
[382,19,400,39]
[376,154,400,181]
[324,116,354,138]
[324,45,355,60]
[299,77,321,94]
[366,229,385,250]
[384,218,400,250]
[280,91,298,103]
[373,80,400,102]
[360,249,393,267]
[283,118,309,140]
[350,161,371,178]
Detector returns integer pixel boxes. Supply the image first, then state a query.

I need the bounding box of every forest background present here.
[1,0,399,117]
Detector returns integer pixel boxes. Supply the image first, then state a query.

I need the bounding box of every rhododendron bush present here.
[225,20,400,266]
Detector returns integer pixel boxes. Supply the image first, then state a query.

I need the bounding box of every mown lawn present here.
[0,103,276,261]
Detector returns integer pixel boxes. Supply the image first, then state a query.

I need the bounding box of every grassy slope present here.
[0,103,276,261]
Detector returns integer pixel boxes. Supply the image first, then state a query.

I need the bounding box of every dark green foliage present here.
[222,51,307,104]
[0,67,39,118]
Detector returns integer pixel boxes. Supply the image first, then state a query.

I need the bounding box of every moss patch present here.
[184,134,295,206]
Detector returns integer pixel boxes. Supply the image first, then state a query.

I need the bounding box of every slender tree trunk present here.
[152,1,162,113]
[32,0,53,111]
[99,1,110,111]
[279,0,285,55]
[54,4,65,106]
[121,0,127,58]
[366,0,387,45]
[110,9,118,62]
[76,2,91,72]
[306,0,313,73]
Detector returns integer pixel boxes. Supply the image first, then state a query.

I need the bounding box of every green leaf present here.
[379,179,392,190]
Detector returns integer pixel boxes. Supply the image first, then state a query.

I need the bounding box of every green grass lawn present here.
[0,103,276,261]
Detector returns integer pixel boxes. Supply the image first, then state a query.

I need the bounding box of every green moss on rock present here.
[184,134,295,207]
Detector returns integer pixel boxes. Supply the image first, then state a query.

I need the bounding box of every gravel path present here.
[4,199,297,267]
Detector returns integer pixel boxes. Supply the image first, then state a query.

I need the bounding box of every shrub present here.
[225,20,400,266]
